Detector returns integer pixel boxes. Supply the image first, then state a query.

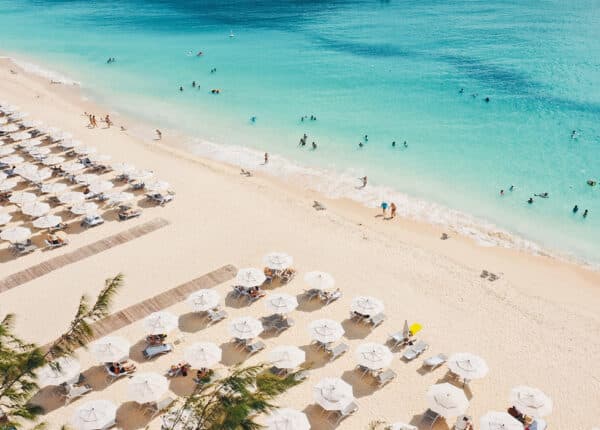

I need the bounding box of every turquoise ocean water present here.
[1,0,599,263]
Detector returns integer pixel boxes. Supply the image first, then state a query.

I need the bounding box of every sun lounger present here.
[376,369,396,387]
[331,400,359,425]
[385,424,417,430]
[143,343,174,359]
[206,309,227,325]
[118,208,142,221]
[104,366,134,383]
[367,313,386,327]
[319,289,342,305]
[387,331,410,349]
[45,239,68,249]
[81,215,104,228]
[245,341,266,355]
[62,382,92,404]
[422,353,447,370]
[421,409,440,429]
[294,370,310,381]
[11,242,37,255]
[303,288,322,301]
[325,343,349,361]
[403,340,429,361]
[231,285,246,300]
[146,192,174,206]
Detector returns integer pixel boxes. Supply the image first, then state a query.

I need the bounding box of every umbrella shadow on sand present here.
[341,370,378,398]
[409,411,449,429]
[82,365,114,391]
[116,401,153,430]
[299,344,329,370]
[219,341,250,366]
[341,319,371,340]
[29,386,66,414]
[178,312,209,333]
[169,375,196,397]
[129,339,149,363]
[435,372,474,400]
[302,404,332,429]
[224,292,251,309]
[295,294,325,313]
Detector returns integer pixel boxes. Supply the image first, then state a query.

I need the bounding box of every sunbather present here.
[46,233,63,246]
[147,334,167,345]
[248,286,265,298]
[109,361,136,374]
[168,362,190,377]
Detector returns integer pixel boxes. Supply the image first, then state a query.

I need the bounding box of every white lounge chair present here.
[376,369,396,387]
[421,409,440,429]
[62,382,92,404]
[325,343,349,361]
[332,401,359,425]
[143,343,173,359]
[245,341,266,355]
[403,340,429,361]
[422,353,447,370]
[206,309,227,325]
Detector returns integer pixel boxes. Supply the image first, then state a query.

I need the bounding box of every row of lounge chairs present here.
[232,338,266,355]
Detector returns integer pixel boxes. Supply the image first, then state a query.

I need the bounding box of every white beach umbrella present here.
[42,155,66,166]
[510,386,553,418]
[51,130,72,142]
[308,319,344,344]
[21,119,42,129]
[128,169,154,182]
[143,311,179,335]
[41,182,67,194]
[183,342,222,368]
[21,201,51,218]
[111,162,136,175]
[61,139,82,149]
[426,383,469,417]
[263,252,294,270]
[88,153,111,163]
[71,202,99,216]
[10,131,32,141]
[0,155,24,165]
[37,356,81,387]
[9,111,28,120]
[480,411,523,430]
[228,316,263,339]
[0,104,19,113]
[313,377,354,411]
[74,173,100,185]
[187,289,220,312]
[389,423,417,430]
[28,146,51,157]
[447,353,489,381]
[0,171,6,181]
[265,293,298,314]
[14,163,37,177]
[71,399,117,430]
[304,271,335,290]
[145,180,170,193]
[61,162,85,174]
[33,215,63,229]
[90,336,131,362]
[88,180,114,194]
[0,179,18,192]
[37,125,57,135]
[0,211,12,225]
[59,191,85,205]
[268,345,305,369]
[103,191,134,205]
[24,168,52,183]
[20,138,43,149]
[9,191,37,205]
[75,146,97,156]
[235,268,266,288]
[0,124,19,133]
[127,372,168,404]
[265,408,310,430]
[0,227,31,243]
[0,147,15,156]
[0,116,7,124]
[355,342,393,370]
[351,296,384,315]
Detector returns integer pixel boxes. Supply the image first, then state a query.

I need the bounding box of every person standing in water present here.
[264,152,269,164]
[381,201,388,216]
[155,129,162,140]
[390,202,397,218]
[360,176,367,188]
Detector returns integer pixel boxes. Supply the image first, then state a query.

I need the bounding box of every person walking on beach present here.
[312,141,317,150]
[155,129,162,140]
[390,202,397,218]
[105,114,112,128]
[381,201,388,216]
[91,115,98,128]
[360,176,367,188]
[264,152,269,164]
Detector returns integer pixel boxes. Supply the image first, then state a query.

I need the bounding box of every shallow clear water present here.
[1,0,599,262]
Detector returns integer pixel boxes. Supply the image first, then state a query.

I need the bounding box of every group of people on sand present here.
[85,112,112,128]
[380,201,397,219]
[500,185,591,218]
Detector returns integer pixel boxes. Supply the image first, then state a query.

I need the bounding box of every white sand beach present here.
[1,58,599,429]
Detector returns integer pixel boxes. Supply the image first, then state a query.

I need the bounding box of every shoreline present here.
[2,55,600,429]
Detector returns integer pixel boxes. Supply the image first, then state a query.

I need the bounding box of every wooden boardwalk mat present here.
[0,217,170,293]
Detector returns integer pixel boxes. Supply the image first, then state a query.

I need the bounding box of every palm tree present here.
[0,274,123,427]
[166,364,304,430]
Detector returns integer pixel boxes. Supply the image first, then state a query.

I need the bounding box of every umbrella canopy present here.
[0,146,15,156]
[183,342,222,368]
[313,378,354,411]
[51,131,73,141]
[0,116,7,124]
[447,353,489,380]
[128,169,154,182]
[9,191,37,205]
[103,191,134,205]
[265,293,298,314]
[37,356,81,387]
[74,146,97,156]
[426,383,469,417]
[71,400,117,430]
[143,311,178,335]
[20,138,42,149]
[228,316,263,339]
[145,180,170,193]
[308,319,344,344]
[355,343,393,370]
[74,173,100,185]
[61,162,85,174]
[24,168,52,183]
[61,139,82,149]
[127,372,168,404]
[0,211,12,225]
[90,336,130,362]
[41,182,67,194]
[10,131,32,141]
[510,386,553,418]
[14,163,38,177]
[21,119,42,129]
[0,155,24,165]
[9,111,28,120]
[71,202,99,216]
[0,226,31,243]
[59,191,86,205]
[263,252,294,270]
[42,155,66,166]
[28,146,51,156]
[0,124,19,133]
[351,296,384,315]
[187,289,220,312]
[480,411,523,430]
[111,162,136,175]
[304,271,335,290]
[0,179,18,192]
[235,268,266,288]
[389,423,417,430]
[266,409,310,430]
[268,346,305,369]
[33,215,63,229]
[21,201,51,218]
[88,180,114,194]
